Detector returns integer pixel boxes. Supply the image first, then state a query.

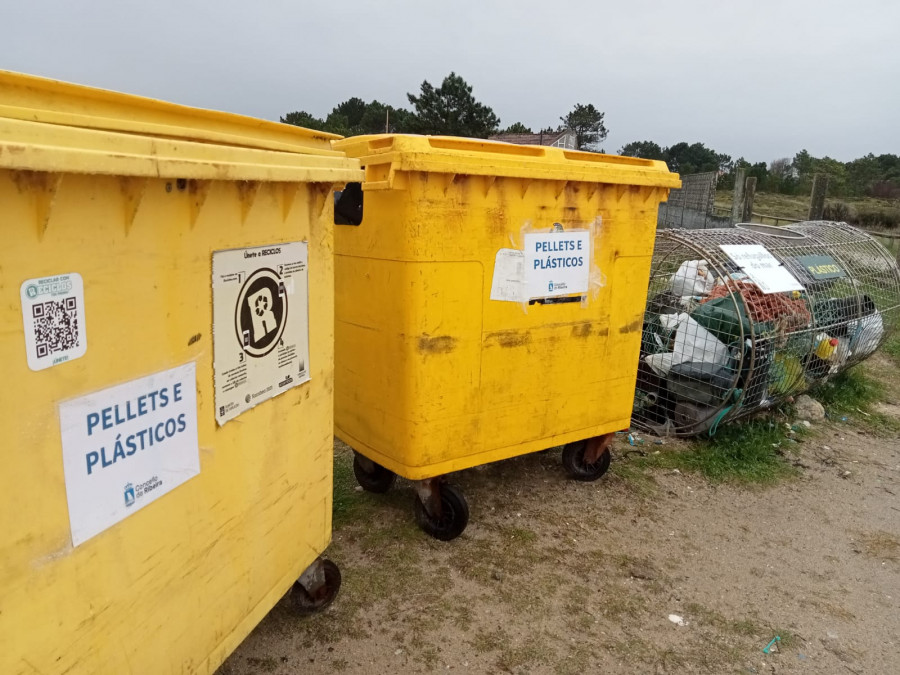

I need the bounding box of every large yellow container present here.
[0,71,362,674]
[333,135,678,507]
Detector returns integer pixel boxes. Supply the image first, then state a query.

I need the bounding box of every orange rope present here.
[702,280,810,331]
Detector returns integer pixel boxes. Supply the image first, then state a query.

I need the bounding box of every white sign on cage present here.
[719,244,805,294]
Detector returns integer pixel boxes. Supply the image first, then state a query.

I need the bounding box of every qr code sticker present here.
[32,297,79,358]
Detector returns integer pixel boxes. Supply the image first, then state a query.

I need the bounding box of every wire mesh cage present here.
[632,221,900,436]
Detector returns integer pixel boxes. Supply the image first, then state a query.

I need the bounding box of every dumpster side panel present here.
[1,173,335,674]
[335,149,671,479]
[334,256,484,461]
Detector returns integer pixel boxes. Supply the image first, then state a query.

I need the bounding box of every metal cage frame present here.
[632,221,900,436]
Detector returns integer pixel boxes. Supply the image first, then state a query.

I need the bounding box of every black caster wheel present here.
[353,452,396,494]
[414,483,469,541]
[292,559,342,615]
[562,439,612,481]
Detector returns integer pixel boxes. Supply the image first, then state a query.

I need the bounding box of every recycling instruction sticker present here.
[212,243,310,424]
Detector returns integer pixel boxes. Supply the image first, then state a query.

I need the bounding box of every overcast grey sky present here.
[3,1,898,162]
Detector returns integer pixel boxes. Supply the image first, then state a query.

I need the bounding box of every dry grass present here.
[714,190,900,224]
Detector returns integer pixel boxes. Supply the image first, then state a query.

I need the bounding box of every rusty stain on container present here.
[417,335,457,354]
[619,317,643,334]
[570,322,593,338]
[484,330,532,349]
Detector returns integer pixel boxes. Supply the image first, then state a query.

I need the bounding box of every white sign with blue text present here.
[523,230,591,299]
[59,363,200,546]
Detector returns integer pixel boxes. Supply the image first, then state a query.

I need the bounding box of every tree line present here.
[282,72,898,201]
[281,72,609,151]
[618,140,900,200]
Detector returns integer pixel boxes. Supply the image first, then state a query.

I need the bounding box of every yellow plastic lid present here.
[0,70,363,183]
[332,134,681,189]
[0,70,340,154]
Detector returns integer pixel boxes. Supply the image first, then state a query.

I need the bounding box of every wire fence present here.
[711,205,803,227]
[658,172,731,230]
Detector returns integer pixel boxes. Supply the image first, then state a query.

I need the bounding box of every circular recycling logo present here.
[234,268,287,358]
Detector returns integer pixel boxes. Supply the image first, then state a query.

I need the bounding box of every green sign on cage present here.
[796,254,846,280]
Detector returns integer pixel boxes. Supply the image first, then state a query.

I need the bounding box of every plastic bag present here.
[769,352,806,396]
[691,295,752,344]
[848,311,884,359]
[667,361,735,405]
[644,313,730,376]
[669,260,715,298]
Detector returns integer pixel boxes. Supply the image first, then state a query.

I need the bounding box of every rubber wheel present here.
[352,452,396,494]
[292,559,341,615]
[414,483,469,541]
[562,440,612,481]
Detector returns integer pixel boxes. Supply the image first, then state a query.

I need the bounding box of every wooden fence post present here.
[808,173,828,220]
[742,176,757,223]
[731,168,747,224]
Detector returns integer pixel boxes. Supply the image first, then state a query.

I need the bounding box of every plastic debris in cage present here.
[632,222,900,436]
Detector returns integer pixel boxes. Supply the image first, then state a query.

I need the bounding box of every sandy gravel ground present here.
[218,398,899,675]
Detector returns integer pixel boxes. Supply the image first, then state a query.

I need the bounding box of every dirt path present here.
[219,419,899,674]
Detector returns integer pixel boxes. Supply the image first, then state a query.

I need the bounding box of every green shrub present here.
[853,206,900,229]
[823,201,854,222]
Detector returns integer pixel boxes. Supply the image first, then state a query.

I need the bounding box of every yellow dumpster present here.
[332,134,679,539]
[0,71,362,674]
